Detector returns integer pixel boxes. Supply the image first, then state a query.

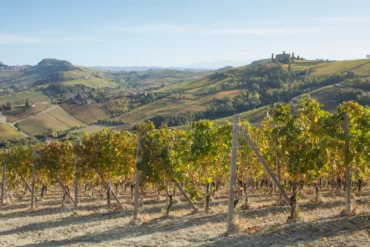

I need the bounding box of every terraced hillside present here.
[62,104,110,125]
[16,106,86,136]
[3,103,52,123]
[114,59,370,126]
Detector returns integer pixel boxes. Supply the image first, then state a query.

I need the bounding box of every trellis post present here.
[227,114,239,233]
[133,133,142,221]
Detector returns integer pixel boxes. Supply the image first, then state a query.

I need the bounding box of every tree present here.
[6,102,12,110]
[25,99,31,108]
[346,71,356,79]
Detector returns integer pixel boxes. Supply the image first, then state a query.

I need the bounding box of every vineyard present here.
[1,96,370,246]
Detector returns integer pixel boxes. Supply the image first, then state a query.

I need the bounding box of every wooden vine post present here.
[239,126,290,203]
[239,127,290,204]
[95,169,121,204]
[1,149,7,206]
[227,114,239,233]
[74,140,81,210]
[31,149,37,210]
[133,133,142,221]
[175,182,198,212]
[344,114,351,212]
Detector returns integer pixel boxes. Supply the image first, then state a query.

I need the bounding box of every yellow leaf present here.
[322,237,327,241]
[314,116,318,123]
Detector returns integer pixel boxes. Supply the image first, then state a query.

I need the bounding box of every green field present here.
[17,106,86,136]
[62,104,110,124]
[290,59,370,76]
[0,91,48,105]
[63,77,115,88]
[0,123,24,141]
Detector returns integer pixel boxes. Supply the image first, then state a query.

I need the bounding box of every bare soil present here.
[1,186,369,247]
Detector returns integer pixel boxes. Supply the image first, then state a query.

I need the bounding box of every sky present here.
[1,0,370,68]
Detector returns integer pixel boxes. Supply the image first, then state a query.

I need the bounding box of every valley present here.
[0,56,370,147]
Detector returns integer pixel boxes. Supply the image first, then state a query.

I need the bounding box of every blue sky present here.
[1,0,370,68]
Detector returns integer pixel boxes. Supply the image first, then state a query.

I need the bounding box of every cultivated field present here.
[0,91,48,106]
[62,105,110,125]
[3,103,52,123]
[63,78,115,88]
[0,185,369,246]
[16,106,86,136]
[115,90,242,125]
[290,59,370,76]
[0,123,24,141]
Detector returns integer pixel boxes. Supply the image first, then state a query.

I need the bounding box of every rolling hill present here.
[1,57,370,141]
[113,59,370,127]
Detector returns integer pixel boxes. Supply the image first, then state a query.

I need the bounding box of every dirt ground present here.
[0,185,369,247]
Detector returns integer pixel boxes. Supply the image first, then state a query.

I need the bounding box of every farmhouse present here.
[276,51,291,64]
[86,98,96,104]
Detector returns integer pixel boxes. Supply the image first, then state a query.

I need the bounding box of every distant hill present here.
[188,60,250,69]
[0,58,79,89]
[0,62,10,70]
[34,58,76,74]
[1,57,370,141]
[0,59,118,93]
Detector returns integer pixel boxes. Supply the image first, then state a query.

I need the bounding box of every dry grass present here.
[1,185,369,246]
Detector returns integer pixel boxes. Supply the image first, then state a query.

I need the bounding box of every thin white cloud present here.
[0,34,105,45]
[107,25,319,35]
[313,16,370,24]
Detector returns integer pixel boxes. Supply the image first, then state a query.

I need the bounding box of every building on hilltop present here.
[367,55,370,59]
[275,51,291,64]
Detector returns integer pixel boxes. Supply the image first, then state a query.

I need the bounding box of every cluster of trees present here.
[149,112,201,128]
[202,63,364,120]
[2,98,369,219]
[97,119,125,126]
[335,88,370,106]
[34,72,69,86]
[0,137,39,149]
[344,77,370,90]
[104,99,130,116]
[0,102,13,111]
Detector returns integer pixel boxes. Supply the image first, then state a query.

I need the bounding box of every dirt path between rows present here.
[0,187,369,246]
